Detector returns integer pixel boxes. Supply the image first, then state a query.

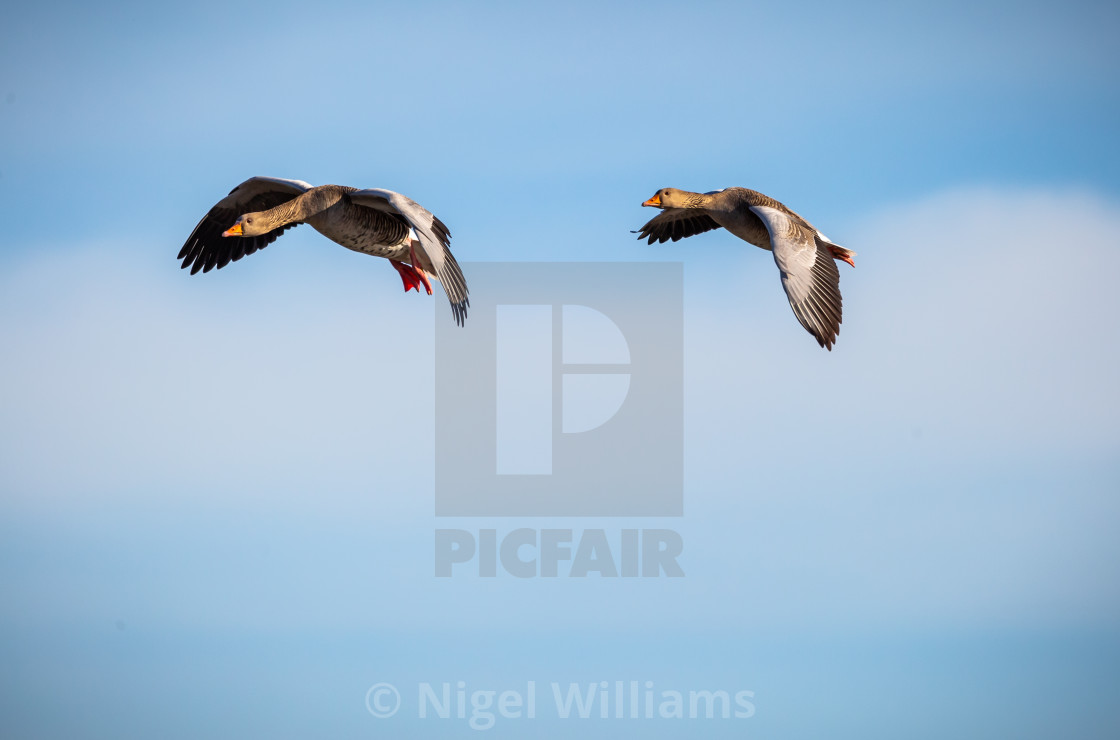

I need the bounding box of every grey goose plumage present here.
[636,187,856,350]
[178,177,469,325]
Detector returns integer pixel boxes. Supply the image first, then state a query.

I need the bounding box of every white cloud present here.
[1,186,1117,635]
[0,241,438,516]
[678,185,1120,630]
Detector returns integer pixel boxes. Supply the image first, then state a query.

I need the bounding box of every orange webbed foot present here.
[828,246,856,268]
[408,242,434,296]
[390,260,424,293]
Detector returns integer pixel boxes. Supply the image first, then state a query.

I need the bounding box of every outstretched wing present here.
[750,205,843,350]
[349,188,470,326]
[633,208,723,244]
[177,177,312,274]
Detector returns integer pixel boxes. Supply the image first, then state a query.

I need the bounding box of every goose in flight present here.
[178,176,469,325]
[636,187,855,349]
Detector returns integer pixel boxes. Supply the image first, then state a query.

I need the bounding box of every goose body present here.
[636,187,856,350]
[178,177,469,325]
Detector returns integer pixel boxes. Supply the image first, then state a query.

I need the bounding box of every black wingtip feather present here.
[450,297,469,327]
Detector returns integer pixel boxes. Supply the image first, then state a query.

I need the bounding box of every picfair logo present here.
[435,262,682,516]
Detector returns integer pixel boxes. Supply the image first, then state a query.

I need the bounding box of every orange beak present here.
[642,194,661,207]
[221,222,243,237]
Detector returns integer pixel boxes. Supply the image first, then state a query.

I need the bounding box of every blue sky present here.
[2,0,1119,737]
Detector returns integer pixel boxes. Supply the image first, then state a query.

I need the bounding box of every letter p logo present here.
[435,263,683,516]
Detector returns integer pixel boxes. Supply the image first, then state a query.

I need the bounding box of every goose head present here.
[642,188,686,209]
[222,213,266,237]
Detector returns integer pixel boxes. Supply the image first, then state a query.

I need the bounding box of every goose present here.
[636,187,856,350]
[177,176,469,325]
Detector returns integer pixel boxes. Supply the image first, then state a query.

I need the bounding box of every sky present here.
[1,0,1119,737]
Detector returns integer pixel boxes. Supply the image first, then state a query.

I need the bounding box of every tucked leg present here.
[408,242,434,296]
[390,260,425,293]
[828,245,856,268]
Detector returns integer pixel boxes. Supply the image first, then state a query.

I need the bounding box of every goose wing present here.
[349,189,470,326]
[633,208,723,244]
[750,205,843,350]
[178,177,312,274]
